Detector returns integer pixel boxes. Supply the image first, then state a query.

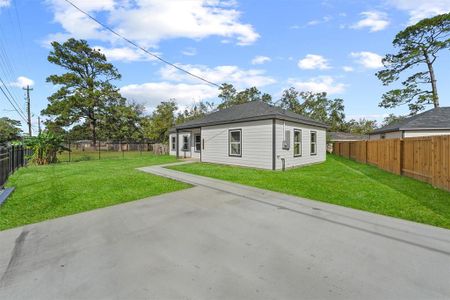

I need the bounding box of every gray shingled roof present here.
[174,101,328,130]
[372,107,450,134]
[328,132,368,141]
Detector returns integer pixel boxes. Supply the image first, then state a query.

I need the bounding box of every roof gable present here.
[175,101,328,129]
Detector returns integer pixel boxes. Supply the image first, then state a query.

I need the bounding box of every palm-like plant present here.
[25,132,68,165]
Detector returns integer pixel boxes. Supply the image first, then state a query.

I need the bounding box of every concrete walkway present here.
[0,162,449,299]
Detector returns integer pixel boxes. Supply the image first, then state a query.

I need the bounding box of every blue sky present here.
[0,0,449,133]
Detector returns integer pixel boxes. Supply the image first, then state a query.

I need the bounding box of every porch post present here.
[176,129,179,158]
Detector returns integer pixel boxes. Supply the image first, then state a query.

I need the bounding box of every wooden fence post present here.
[398,139,403,175]
[431,136,436,187]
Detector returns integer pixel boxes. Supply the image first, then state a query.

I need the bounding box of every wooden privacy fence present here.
[333,135,450,192]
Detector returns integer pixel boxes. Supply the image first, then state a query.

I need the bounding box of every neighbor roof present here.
[328,132,368,141]
[174,101,328,130]
[371,107,450,134]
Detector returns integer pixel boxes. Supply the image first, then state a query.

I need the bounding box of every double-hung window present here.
[171,136,176,151]
[194,134,201,152]
[294,129,302,157]
[229,129,242,157]
[310,131,317,155]
[182,135,189,151]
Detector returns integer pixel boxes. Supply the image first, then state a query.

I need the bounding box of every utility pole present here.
[37,116,41,134]
[23,85,33,136]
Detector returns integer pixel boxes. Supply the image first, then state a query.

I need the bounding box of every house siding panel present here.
[369,131,403,140]
[404,130,450,138]
[201,120,273,169]
[275,120,326,170]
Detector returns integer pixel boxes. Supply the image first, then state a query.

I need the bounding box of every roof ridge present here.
[175,100,328,130]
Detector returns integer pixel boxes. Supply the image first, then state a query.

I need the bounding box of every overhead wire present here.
[63,0,221,88]
[0,1,32,132]
[0,84,28,124]
[11,0,31,74]
[0,15,27,117]
[0,76,27,117]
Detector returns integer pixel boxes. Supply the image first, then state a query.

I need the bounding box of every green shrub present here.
[25,132,69,165]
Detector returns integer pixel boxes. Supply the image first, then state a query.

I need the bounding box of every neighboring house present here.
[369,107,450,140]
[169,101,328,170]
[327,132,368,153]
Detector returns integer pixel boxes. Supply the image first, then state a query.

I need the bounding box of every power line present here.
[0,76,27,118]
[12,0,30,73]
[0,84,28,124]
[0,22,25,108]
[63,0,221,88]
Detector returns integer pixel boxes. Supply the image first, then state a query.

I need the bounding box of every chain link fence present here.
[57,140,169,163]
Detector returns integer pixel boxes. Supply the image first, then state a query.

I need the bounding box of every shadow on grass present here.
[331,155,450,218]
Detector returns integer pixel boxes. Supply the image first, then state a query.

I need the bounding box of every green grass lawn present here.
[170,155,450,229]
[0,155,190,231]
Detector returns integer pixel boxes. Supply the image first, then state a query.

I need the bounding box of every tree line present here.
[1,13,448,145]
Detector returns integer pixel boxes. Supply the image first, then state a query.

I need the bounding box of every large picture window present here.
[229,129,242,157]
[194,134,201,152]
[294,129,302,157]
[310,131,317,155]
[171,136,176,151]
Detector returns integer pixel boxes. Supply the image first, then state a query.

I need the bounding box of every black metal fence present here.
[58,140,169,163]
[0,145,31,189]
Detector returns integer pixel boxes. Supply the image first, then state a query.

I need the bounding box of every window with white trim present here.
[194,134,201,152]
[182,135,189,151]
[310,131,317,155]
[294,129,302,157]
[171,136,176,151]
[229,129,242,156]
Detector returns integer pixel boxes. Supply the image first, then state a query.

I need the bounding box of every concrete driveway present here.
[1,162,450,299]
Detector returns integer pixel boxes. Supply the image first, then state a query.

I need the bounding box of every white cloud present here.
[0,0,10,8]
[121,63,276,111]
[298,54,331,70]
[10,76,34,88]
[291,16,332,29]
[288,76,347,94]
[95,46,157,62]
[159,64,276,88]
[251,55,271,65]
[46,0,115,44]
[351,51,383,69]
[181,47,197,56]
[46,0,259,51]
[351,11,389,32]
[388,0,450,24]
[342,66,354,72]
[306,16,332,26]
[121,82,217,110]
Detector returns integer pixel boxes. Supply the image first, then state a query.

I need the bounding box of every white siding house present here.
[169,101,328,170]
[169,129,201,159]
[275,120,326,170]
[369,107,450,140]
